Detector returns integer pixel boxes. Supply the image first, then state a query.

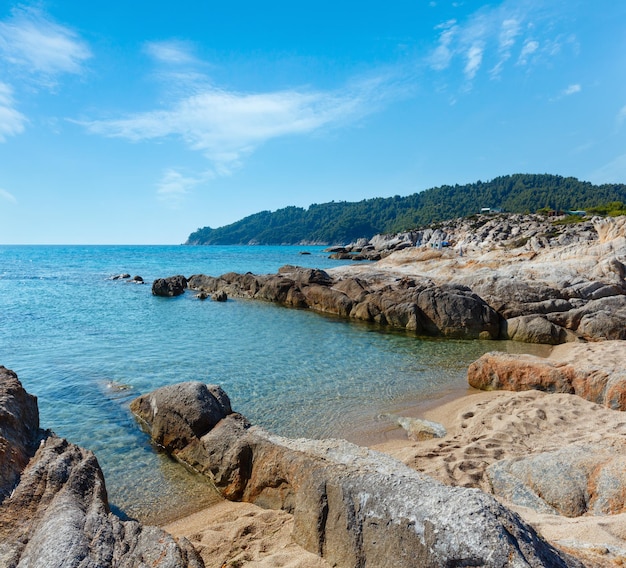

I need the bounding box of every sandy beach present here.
[163,340,626,567]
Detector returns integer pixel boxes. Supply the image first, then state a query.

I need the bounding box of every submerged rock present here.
[0,366,203,568]
[131,381,581,568]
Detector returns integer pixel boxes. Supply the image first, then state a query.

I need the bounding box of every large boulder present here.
[0,367,203,568]
[152,274,188,297]
[131,382,581,568]
[467,342,626,410]
[504,315,576,344]
[416,284,502,339]
[488,440,626,517]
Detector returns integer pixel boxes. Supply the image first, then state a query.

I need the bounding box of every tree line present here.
[185,174,626,245]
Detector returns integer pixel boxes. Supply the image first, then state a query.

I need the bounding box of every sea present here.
[0,245,546,523]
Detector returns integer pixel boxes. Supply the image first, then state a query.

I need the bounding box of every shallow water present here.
[0,245,543,523]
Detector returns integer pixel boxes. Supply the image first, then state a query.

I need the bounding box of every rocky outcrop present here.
[342,213,599,257]
[159,216,626,344]
[333,215,626,343]
[152,274,188,297]
[467,341,626,410]
[187,267,502,339]
[487,440,626,517]
[131,381,581,568]
[0,366,203,568]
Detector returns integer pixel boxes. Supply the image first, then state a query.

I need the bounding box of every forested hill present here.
[185,174,626,245]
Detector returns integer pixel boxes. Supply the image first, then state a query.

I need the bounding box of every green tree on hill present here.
[185,174,626,245]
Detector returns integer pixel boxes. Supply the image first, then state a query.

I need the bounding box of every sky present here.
[1,1,625,244]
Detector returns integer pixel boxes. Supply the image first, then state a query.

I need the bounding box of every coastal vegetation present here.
[186,173,626,245]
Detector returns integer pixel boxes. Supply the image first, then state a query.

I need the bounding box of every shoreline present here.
[162,340,626,567]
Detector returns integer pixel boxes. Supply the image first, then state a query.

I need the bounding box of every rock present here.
[464,278,565,319]
[488,440,626,517]
[110,273,131,280]
[196,291,209,300]
[467,343,626,410]
[468,353,576,394]
[185,269,502,339]
[301,284,353,317]
[130,381,232,453]
[152,274,188,297]
[547,295,626,341]
[131,382,581,568]
[396,416,447,441]
[212,290,228,302]
[416,284,502,339]
[130,275,144,283]
[278,266,334,286]
[0,368,204,568]
[504,315,575,344]
[0,367,40,502]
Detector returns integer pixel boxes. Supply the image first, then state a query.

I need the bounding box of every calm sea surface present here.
[0,245,543,523]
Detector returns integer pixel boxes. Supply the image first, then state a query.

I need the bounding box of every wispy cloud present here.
[430,20,457,71]
[563,84,581,96]
[80,74,400,174]
[517,39,539,65]
[157,168,207,207]
[0,6,91,86]
[464,43,484,80]
[0,82,27,141]
[0,6,90,141]
[490,18,521,77]
[0,187,17,204]
[550,83,582,102]
[428,1,574,88]
[144,40,198,66]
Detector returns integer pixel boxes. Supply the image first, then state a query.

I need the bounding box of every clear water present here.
[0,245,540,523]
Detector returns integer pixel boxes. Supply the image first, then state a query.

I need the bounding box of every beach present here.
[163,351,626,567]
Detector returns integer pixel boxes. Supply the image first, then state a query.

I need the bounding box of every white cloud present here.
[157,168,206,207]
[491,18,520,77]
[0,187,17,204]
[464,43,484,80]
[80,75,397,173]
[430,20,457,71]
[0,6,91,84]
[144,40,198,65]
[429,1,574,87]
[563,84,581,96]
[0,82,27,141]
[517,39,539,65]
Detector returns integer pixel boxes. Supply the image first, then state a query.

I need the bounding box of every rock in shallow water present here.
[131,380,582,568]
[0,366,204,568]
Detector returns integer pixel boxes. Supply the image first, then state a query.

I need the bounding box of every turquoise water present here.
[0,245,533,523]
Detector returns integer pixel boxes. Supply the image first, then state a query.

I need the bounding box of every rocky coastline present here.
[163,214,626,344]
[3,214,626,566]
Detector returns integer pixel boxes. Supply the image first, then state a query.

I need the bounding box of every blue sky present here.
[1,1,625,244]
